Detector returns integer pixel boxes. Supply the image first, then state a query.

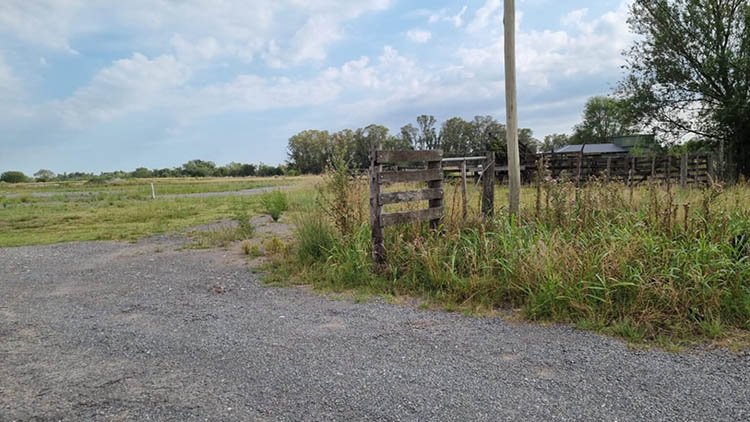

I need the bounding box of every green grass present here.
[0,177,313,247]
[0,177,293,197]
[269,172,750,349]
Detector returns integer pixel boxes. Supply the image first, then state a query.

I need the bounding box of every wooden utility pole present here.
[504,0,521,215]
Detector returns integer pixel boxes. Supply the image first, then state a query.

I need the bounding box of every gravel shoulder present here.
[1,235,749,421]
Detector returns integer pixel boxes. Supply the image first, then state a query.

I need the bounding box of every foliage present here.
[0,171,29,184]
[619,0,750,178]
[33,169,55,182]
[260,190,288,221]
[287,130,330,174]
[540,133,569,152]
[316,152,367,236]
[278,180,750,346]
[570,96,636,144]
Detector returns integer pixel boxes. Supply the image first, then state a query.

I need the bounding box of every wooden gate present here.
[369,146,444,266]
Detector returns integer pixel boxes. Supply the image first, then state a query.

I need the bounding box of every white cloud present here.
[0,0,82,53]
[406,29,432,43]
[458,1,633,88]
[467,0,502,32]
[428,6,468,27]
[52,53,190,126]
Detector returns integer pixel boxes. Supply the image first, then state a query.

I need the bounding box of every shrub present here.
[0,171,29,183]
[260,190,288,221]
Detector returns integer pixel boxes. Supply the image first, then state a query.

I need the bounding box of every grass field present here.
[0,177,307,247]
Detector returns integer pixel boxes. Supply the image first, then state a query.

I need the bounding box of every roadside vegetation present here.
[266,159,750,348]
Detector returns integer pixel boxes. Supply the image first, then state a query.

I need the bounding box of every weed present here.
[260,190,288,221]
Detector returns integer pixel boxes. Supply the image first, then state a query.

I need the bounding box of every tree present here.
[416,115,438,150]
[287,130,330,174]
[33,169,55,182]
[439,117,475,157]
[570,96,635,144]
[540,133,569,152]
[1,171,29,183]
[399,124,418,149]
[619,0,750,178]
[131,167,152,178]
[181,159,216,177]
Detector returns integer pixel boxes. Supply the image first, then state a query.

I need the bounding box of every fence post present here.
[460,160,468,219]
[651,156,656,182]
[680,153,688,189]
[665,155,672,189]
[606,157,612,182]
[707,154,715,184]
[427,155,443,230]
[369,144,385,268]
[482,150,495,219]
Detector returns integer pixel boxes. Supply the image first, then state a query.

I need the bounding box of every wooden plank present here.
[377,150,442,164]
[378,169,443,184]
[379,188,443,205]
[381,207,444,227]
[427,159,443,230]
[442,156,486,162]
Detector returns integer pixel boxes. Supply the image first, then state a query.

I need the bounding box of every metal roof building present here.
[544,143,627,155]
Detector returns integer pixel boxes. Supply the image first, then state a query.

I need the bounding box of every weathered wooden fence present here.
[535,153,714,186]
[369,147,444,266]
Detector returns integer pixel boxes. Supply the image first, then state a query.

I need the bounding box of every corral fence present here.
[533,152,715,187]
[442,152,717,187]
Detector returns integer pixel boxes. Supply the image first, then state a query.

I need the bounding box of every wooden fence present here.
[534,152,714,186]
[443,152,716,187]
[369,147,444,267]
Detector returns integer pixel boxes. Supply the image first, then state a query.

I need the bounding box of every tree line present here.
[0,160,289,184]
[287,115,541,174]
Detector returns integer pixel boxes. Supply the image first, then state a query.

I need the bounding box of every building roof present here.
[545,143,627,155]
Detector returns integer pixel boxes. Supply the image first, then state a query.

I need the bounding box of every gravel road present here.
[1,237,749,421]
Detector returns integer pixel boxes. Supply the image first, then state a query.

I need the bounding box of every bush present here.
[260,191,288,221]
[0,171,29,183]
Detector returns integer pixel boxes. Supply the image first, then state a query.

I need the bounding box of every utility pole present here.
[504,0,521,215]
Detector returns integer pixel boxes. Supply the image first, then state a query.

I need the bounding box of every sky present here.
[0,0,634,175]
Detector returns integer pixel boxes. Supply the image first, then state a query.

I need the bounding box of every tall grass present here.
[276,167,750,345]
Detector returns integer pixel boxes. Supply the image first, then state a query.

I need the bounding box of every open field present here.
[0,176,309,247]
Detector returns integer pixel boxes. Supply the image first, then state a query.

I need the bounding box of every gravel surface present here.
[1,237,749,421]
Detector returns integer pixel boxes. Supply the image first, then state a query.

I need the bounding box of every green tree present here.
[439,117,475,157]
[570,96,635,144]
[619,0,750,177]
[131,167,152,178]
[416,115,438,150]
[1,171,29,183]
[540,133,570,152]
[399,124,418,149]
[181,160,216,177]
[287,130,330,174]
[33,169,55,182]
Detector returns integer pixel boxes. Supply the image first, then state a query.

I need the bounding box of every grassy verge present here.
[267,164,750,349]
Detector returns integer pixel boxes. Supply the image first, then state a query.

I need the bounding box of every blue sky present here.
[0,0,633,175]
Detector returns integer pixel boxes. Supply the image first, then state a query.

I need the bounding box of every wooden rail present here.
[370,147,444,267]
